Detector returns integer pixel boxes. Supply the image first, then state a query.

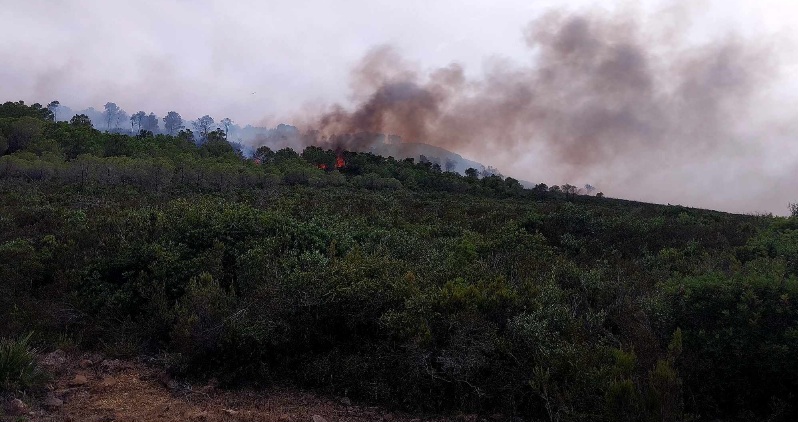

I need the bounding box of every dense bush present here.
[1,101,797,421]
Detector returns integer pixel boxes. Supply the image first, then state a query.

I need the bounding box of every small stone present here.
[79,359,93,368]
[70,374,89,386]
[223,408,238,415]
[199,378,218,394]
[43,395,64,409]
[341,397,352,406]
[41,349,67,369]
[278,413,291,422]
[99,359,125,374]
[312,415,328,422]
[7,398,27,416]
[189,410,209,420]
[100,376,117,388]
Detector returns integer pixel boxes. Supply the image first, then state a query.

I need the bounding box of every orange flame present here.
[336,156,345,168]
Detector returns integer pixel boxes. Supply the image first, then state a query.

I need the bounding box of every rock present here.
[199,378,218,394]
[70,374,89,386]
[99,359,123,374]
[99,376,117,388]
[79,358,94,368]
[43,395,64,409]
[312,415,328,422]
[223,408,238,415]
[341,397,352,406]
[41,349,67,369]
[7,398,27,416]
[187,410,209,420]
[278,413,291,422]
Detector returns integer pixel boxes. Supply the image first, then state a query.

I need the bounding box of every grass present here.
[0,333,48,392]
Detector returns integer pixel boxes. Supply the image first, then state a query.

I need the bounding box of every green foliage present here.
[0,116,45,153]
[0,104,796,420]
[0,333,48,392]
[0,101,53,120]
[69,113,92,128]
[170,272,236,359]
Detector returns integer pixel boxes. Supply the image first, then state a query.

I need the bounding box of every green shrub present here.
[0,333,48,392]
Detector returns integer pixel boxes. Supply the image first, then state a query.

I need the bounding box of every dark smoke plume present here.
[287,8,784,212]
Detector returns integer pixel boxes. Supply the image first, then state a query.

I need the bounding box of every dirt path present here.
[10,352,461,422]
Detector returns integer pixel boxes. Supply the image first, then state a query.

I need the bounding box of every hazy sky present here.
[1,0,797,214]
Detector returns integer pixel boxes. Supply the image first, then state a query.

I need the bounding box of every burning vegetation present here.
[265,7,784,212]
[317,154,346,170]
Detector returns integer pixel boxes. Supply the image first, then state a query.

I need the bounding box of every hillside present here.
[1,101,798,422]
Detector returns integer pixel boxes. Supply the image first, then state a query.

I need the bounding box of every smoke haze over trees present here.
[291,9,795,214]
[2,1,797,214]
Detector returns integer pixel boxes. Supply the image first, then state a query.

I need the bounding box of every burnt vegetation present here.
[2,100,798,422]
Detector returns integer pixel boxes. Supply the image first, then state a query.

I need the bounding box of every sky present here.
[1,0,797,215]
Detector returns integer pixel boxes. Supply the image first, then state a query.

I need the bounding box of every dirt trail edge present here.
[9,351,494,422]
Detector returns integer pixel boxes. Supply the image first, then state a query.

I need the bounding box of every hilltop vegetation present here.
[1,100,798,421]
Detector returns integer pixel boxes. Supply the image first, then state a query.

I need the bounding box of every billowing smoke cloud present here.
[289,9,792,213]
[3,1,795,213]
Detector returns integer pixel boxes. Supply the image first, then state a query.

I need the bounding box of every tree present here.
[163,111,184,135]
[130,111,146,132]
[192,115,215,141]
[47,101,60,121]
[6,117,45,153]
[142,113,159,133]
[177,129,195,144]
[137,129,154,139]
[465,167,479,179]
[114,109,129,131]
[301,145,335,169]
[0,135,7,156]
[200,129,235,158]
[505,177,522,190]
[103,102,120,130]
[444,158,456,172]
[274,147,300,164]
[253,146,274,164]
[562,184,580,195]
[481,165,502,178]
[70,114,93,128]
[220,118,233,138]
[790,203,798,218]
[532,183,549,196]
